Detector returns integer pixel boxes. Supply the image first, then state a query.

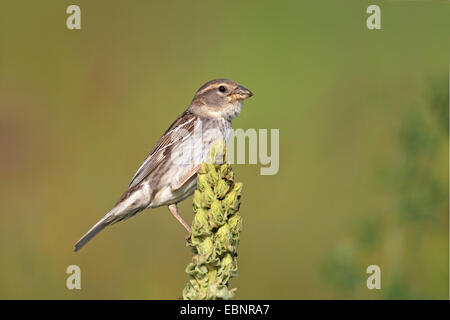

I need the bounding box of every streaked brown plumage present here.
[74,79,253,252]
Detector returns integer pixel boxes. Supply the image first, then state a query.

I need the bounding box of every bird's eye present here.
[218,86,226,93]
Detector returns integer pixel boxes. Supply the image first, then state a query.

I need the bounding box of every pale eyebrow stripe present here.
[197,84,220,95]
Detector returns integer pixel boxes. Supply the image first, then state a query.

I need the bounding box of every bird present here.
[74,79,253,252]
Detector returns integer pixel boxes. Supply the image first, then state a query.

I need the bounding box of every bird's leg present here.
[168,203,191,234]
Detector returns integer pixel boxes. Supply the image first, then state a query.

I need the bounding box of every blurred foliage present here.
[321,77,449,299]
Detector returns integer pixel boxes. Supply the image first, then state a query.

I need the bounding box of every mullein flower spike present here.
[183,140,243,300]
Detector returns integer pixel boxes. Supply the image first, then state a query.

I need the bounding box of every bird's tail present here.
[74,188,147,252]
[74,214,111,252]
[73,204,127,252]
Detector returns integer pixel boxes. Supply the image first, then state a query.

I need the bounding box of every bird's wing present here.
[128,110,196,188]
[172,164,202,191]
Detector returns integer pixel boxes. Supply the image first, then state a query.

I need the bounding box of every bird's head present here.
[189,79,253,120]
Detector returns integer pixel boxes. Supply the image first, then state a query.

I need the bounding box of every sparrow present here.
[74,79,253,252]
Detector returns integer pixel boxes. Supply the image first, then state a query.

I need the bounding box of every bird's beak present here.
[231,85,253,101]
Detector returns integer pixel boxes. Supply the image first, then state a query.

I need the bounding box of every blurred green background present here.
[0,0,448,299]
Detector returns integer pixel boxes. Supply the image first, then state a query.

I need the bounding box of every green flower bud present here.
[183,139,243,300]
[214,178,230,199]
[192,208,211,236]
[197,174,208,192]
[209,200,225,228]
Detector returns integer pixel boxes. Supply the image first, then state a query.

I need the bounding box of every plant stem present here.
[182,140,243,300]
